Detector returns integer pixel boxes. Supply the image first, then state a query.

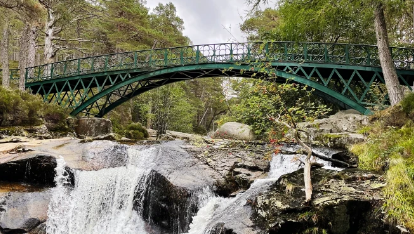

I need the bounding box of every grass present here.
[350,101,414,231]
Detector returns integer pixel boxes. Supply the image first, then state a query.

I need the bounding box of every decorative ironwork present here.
[25,42,414,82]
[0,69,20,84]
[22,41,414,116]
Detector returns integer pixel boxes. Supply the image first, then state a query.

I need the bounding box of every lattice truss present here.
[24,41,414,116]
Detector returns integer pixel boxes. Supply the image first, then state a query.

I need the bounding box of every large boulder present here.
[213,122,255,141]
[0,191,51,233]
[75,118,112,138]
[0,156,57,186]
[296,110,369,149]
[251,168,397,234]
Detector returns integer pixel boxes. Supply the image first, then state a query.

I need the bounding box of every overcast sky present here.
[146,0,271,45]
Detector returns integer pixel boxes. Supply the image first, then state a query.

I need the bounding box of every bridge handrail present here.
[0,68,21,81]
[24,41,414,82]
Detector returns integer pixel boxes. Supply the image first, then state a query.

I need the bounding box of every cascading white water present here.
[185,146,342,234]
[46,148,156,234]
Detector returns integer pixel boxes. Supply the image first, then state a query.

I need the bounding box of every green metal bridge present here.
[13,42,414,116]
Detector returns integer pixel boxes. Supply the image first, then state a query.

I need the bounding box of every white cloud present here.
[146,0,271,45]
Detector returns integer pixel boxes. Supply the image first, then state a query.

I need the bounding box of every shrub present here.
[42,104,70,132]
[400,92,414,117]
[125,130,145,140]
[0,87,70,131]
[125,122,149,138]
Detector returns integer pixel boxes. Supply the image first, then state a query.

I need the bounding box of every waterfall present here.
[185,146,342,234]
[46,149,153,234]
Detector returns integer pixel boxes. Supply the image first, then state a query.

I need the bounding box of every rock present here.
[92,133,117,141]
[0,156,57,186]
[296,110,369,149]
[209,223,237,234]
[75,118,112,138]
[0,127,27,138]
[24,125,52,140]
[29,223,46,234]
[138,170,196,233]
[315,133,366,149]
[187,141,270,196]
[81,141,129,169]
[213,122,256,141]
[251,168,398,234]
[0,191,50,233]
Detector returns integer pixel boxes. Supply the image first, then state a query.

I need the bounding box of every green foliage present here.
[220,79,331,139]
[42,103,71,132]
[0,86,70,130]
[401,93,414,115]
[124,122,148,140]
[351,100,414,231]
[242,0,376,44]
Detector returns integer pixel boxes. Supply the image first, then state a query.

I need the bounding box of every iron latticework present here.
[21,41,414,116]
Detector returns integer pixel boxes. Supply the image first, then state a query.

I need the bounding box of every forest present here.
[0,0,414,231]
[0,0,413,137]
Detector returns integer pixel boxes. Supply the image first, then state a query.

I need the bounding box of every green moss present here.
[351,98,414,231]
[401,92,414,115]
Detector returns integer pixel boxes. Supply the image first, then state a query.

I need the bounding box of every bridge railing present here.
[0,69,21,83]
[24,42,414,82]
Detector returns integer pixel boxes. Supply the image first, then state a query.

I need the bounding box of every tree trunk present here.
[147,101,152,129]
[18,24,29,91]
[375,2,404,105]
[295,130,313,202]
[18,23,38,91]
[44,8,56,64]
[27,25,37,69]
[1,15,10,88]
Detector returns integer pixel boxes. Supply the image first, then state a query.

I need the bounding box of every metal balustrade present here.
[24,42,414,82]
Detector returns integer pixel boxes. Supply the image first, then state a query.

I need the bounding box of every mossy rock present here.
[315,133,365,149]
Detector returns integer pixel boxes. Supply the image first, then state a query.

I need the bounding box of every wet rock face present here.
[81,141,129,169]
[137,170,196,234]
[209,223,237,234]
[252,168,394,234]
[0,156,57,186]
[0,191,50,234]
[75,118,112,138]
[187,141,270,196]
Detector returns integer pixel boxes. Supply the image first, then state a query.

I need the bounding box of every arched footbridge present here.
[21,42,414,116]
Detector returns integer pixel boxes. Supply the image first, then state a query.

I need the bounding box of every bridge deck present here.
[4,41,414,116]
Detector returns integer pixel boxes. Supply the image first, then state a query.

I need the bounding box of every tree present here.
[374,1,404,105]
[0,0,43,90]
[244,0,375,43]
[238,71,330,202]
[149,3,190,47]
[246,0,405,106]
[1,10,10,88]
[38,0,97,63]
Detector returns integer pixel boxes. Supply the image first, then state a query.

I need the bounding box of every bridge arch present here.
[69,63,372,117]
[24,42,414,116]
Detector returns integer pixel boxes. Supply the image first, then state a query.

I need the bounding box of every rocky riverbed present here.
[0,132,402,234]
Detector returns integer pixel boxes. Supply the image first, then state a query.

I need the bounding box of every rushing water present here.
[45,143,340,234]
[185,146,341,234]
[46,149,152,234]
